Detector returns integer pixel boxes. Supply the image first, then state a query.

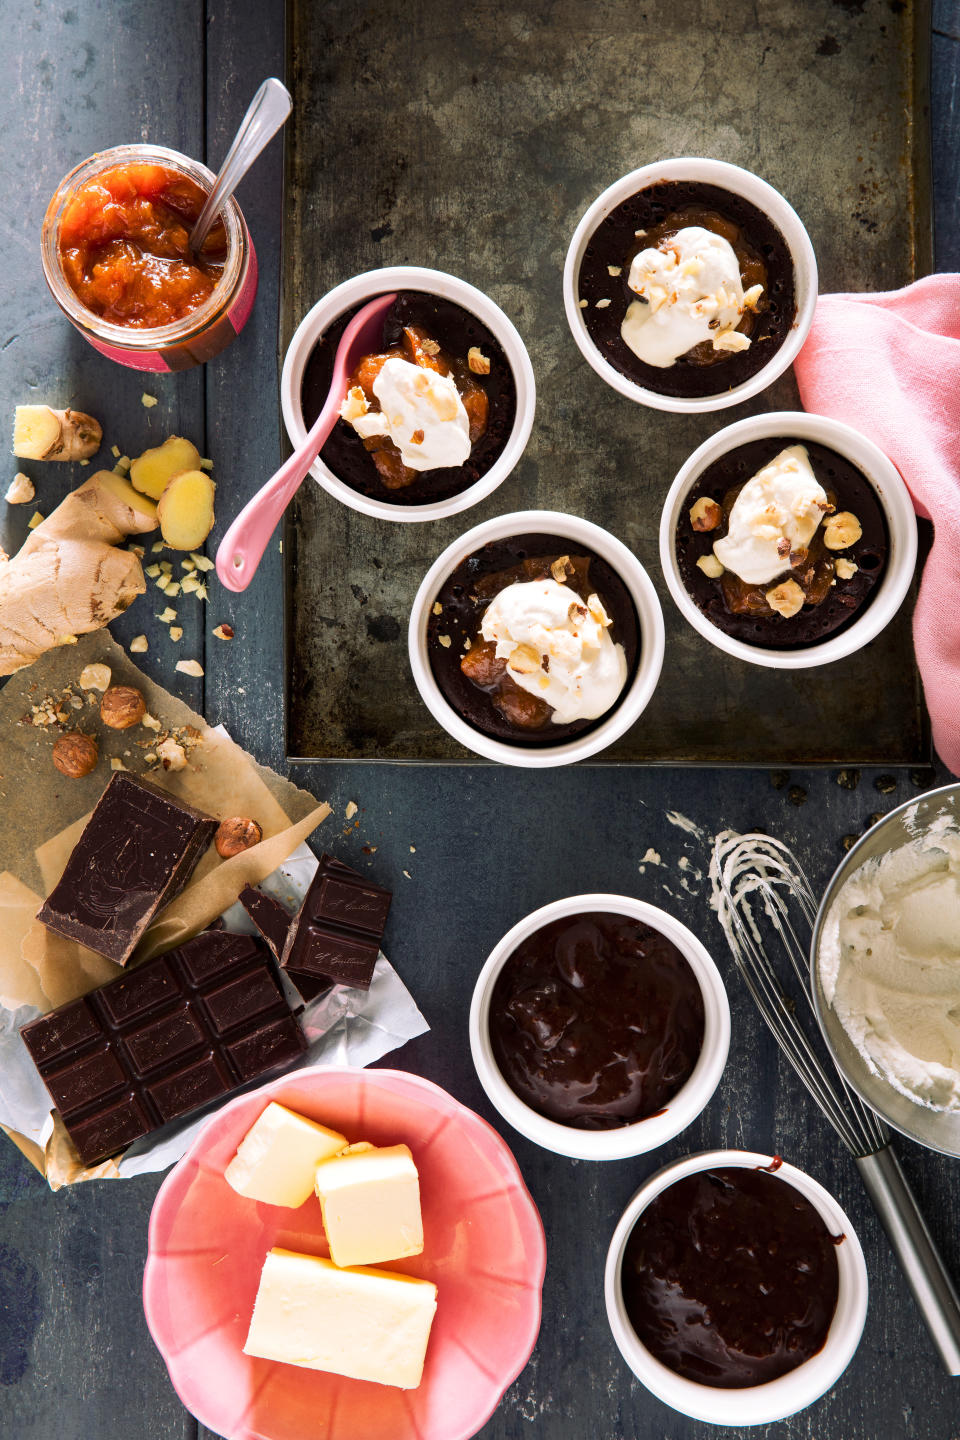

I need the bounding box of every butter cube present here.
[224,1102,348,1207]
[244,1248,437,1389]
[315,1142,424,1268]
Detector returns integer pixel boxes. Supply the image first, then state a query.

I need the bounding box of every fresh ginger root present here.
[157,469,215,550]
[13,405,102,461]
[0,470,157,675]
[129,435,202,500]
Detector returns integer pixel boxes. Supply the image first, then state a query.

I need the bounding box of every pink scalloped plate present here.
[143,1065,546,1440]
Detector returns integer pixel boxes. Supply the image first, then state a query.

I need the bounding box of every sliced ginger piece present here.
[96,468,159,525]
[13,405,102,461]
[157,469,216,550]
[130,435,202,500]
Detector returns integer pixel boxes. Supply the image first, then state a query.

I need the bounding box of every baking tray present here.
[281,0,932,764]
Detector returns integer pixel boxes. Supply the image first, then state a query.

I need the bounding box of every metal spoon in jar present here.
[189,77,292,253]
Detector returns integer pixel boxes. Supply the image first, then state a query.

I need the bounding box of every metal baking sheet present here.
[281,0,931,764]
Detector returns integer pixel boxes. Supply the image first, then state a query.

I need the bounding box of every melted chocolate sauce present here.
[577,180,795,398]
[622,1167,840,1387]
[677,438,889,648]
[489,911,704,1128]
[301,290,517,506]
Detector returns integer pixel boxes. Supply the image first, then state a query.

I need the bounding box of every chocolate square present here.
[280,854,391,994]
[36,774,218,967]
[19,928,306,1166]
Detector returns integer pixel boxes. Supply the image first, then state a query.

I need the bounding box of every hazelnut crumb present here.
[212,623,234,640]
[431,601,442,616]
[467,346,491,375]
[607,265,622,277]
[176,659,204,678]
[169,626,184,642]
[689,497,721,532]
[141,713,161,732]
[550,555,573,583]
[141,392,158,408]
[157,736,188,772]
[410,429,425,445]
[696,553,725,579]
[109,757,127,771]
[835,557,859,579]
[79,663,111,692]
[5,472,34,504]
[595,298,611,309]
[438,635,452,649]
[128,634,148,654]
[578,299,588,309]
[420,337,441,356]
[345,801,358,820]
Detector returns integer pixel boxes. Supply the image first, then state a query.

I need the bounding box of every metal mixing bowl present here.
[811,781,960,1158]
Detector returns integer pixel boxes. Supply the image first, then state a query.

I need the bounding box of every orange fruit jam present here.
[57,163,228,328]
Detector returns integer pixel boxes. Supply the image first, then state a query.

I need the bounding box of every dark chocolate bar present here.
[20,930,306,1166]
[36,773,218,967]
[239,885,293,963]
[281,854,391,993]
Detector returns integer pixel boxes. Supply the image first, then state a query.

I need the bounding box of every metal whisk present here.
[711,829,960,1376]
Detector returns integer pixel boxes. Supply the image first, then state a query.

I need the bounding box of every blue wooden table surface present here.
[0,2,958,1437]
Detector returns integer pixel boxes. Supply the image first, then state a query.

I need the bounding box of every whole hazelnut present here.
[52,732,99,779]
[100,685,146,730]
[215,816,263,858]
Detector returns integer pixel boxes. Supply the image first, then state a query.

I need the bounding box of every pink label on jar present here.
[84,336,171,371]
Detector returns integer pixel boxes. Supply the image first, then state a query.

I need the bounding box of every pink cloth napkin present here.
[793,274,960,773]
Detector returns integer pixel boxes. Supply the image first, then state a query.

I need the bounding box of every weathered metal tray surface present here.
[282,0,931,763]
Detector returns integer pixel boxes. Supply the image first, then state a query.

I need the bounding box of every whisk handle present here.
[855,1146,960,1375]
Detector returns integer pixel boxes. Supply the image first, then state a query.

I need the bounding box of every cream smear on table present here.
[819,815,960,1112]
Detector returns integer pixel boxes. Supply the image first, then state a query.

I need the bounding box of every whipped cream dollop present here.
[480,578,627,725]
[339,358,471,471]
[620,226,758,368]
[819,815,960,1112]
[712,444,828,586]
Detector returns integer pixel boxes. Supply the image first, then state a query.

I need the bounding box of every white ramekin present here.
[659,411,918,670]
[469,895,730,1159]
[280,266,536,523]
[605,1149,868,1424]
[563,157,818,413]
[408,511,665,766]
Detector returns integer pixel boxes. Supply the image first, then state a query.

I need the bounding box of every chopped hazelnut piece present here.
[129,634,148,654]
[212,623,234,640]
[742,283,764,310]
[431,601,442,616]
[595,298,611,309]
[467,346,490,375]
[345,801,358,820]
[507,644,543,676]
[689,497,721,532]
[169,626,183,642]
[141,392,158,408]
[578,299,588,309]
[156,736,188,772]
[823,512,862,550]
[712,329,751,353]
[141,713,162,732]
[27,511,44,529]
[410,428,425,445]
[607,265,622,277]
[836,557,859,579]
[420,337,441,356]
[79,663,111,692]
[550,555,573,583]
[5,472,34,504]
[176,659,204,677]
[766,578,805,618]
[696,553,725,579]
[437,635,451,649]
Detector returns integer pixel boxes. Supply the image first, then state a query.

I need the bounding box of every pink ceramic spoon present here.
[215,291,398,593]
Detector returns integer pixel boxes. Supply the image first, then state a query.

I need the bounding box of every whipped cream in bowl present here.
[711,444,829,586]
[563,157,817,413]
[621,225,759,369]
[408,510,665,767]
[813,784,960,1157]
[480,578,627,725]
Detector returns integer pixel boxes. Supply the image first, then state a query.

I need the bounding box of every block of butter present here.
[243,1248,437,1389]
[224,1102,347,1207]
[315,1142,424,1268]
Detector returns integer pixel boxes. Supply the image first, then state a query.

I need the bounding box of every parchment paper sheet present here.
[0,632,428,1188]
